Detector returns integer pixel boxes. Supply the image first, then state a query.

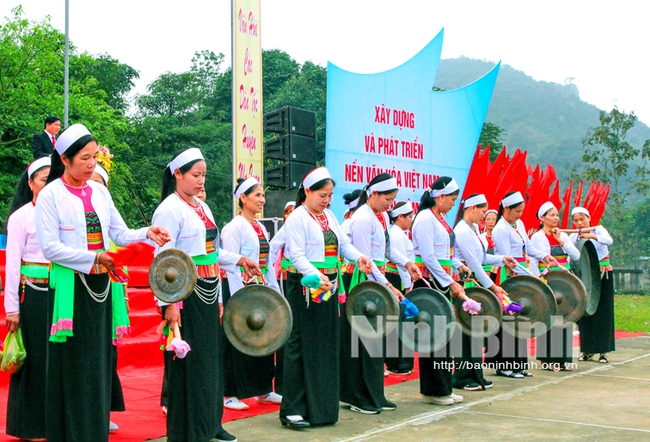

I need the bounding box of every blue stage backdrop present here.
[325,29,500,221]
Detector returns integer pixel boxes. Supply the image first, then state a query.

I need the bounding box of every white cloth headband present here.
[303,167,331,189]
[389,203,413,217]
[168,148,204,174]
[485,209,498,217]
[501,192,524,208]
[234,177,260,199]
[430,178,459,198]
[571,207,591,218]
[366,177,398,196]
[94,165,109,185]
[463,194,487,208]
[284,201,296,210]
[537,201,557,220]
[348,196,361,210]
[55,123,91,155]
[27,156,51,177]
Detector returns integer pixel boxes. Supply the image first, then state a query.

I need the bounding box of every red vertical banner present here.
[232,0,263,215]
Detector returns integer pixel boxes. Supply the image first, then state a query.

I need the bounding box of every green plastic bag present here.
[0,329,27,374]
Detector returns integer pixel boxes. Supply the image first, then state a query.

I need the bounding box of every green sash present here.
[192,251,218,266]
[289,256,344,294]
[20,265,49,279]
[348,259,386,292]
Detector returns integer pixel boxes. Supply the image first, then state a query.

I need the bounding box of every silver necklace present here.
[194,275,220,304]
[78,273,110,303]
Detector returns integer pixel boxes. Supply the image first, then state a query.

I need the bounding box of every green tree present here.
[129,50,234,225]
[576,107,650,266]
[71,52,140,113]
[0,7,140,228]
[478,122,506,161]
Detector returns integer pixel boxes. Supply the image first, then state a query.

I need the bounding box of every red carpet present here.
[0,257,645,441]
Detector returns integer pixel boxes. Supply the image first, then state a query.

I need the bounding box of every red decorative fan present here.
[462,145,610,234]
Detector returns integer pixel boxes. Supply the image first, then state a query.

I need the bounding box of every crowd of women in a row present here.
[2,123,615,441]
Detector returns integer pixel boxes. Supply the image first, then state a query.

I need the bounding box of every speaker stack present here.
[264,106,317,217]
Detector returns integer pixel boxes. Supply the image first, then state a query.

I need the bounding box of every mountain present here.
[434,57,650,179]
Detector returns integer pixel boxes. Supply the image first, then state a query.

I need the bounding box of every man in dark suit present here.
[31,115,61,159]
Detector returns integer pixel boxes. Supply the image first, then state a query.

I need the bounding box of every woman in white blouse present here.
[411,176,470,406]
[340,173,408,415]
[569,207,615,364]
[152,148,258,442]
[279,167,373,428]
[35,124,170,442]
[221,178,282,411]
[384,201,418,375]
[489,191,559,378]
[4,156,50,440]
[452,194,515,391]
[531,202,580,372]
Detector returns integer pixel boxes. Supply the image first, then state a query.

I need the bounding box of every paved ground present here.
[153,335,650,441]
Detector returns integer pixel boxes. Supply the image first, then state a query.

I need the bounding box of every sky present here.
[2,0,649,124]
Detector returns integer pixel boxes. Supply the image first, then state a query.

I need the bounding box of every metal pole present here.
[231,0,236,217]
[63,0,69,128]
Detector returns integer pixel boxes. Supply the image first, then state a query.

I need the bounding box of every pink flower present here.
[462,299,482,315]
[166,338,191,358]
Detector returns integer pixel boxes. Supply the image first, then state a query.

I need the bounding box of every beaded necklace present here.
[305,206,330,231]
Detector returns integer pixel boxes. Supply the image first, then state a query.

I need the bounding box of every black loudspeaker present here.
[264,188,297,220]
[264,106,316,137]
[265,133,317,164]
[265,162,314,190]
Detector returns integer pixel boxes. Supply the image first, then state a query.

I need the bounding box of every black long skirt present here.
[339,273,386,411]
[537,323,573,365]
[6,280,49,439]
[46,273,113,442]
[578,271,615,354]
[384,272,414,373]
[166,277,224,442]
[274,273,289,395]
[452,332,489,389]
[222,279,275,398]
[413,278,453,397]
[280,272,340,425]
[111,344,125,411]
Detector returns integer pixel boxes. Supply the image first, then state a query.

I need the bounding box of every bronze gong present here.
[543,270,587,325]
[500,275,557,339]
[572,239,601,316]
[149,248,197,303]
[223,285,293,357]
[346,281,400,339]
[454,286,503,338]
[399,287,455,354]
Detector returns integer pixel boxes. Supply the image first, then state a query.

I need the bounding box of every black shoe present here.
[483,379,494,389]
[463,382,483,391]
[212,428,237,442]
[350,405,380,414]
[280,416,310,428]
[381,400,397,411]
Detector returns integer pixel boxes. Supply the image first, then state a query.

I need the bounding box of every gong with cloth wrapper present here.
[542,270,588,325]
[222,284,293,357]
[346,281,400,339]
[571,238,601,316]
[150,248,293,356]
[500,275,557,339]
[399,287,456,354]
[149,248,197,303]
[453,286,503,338]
